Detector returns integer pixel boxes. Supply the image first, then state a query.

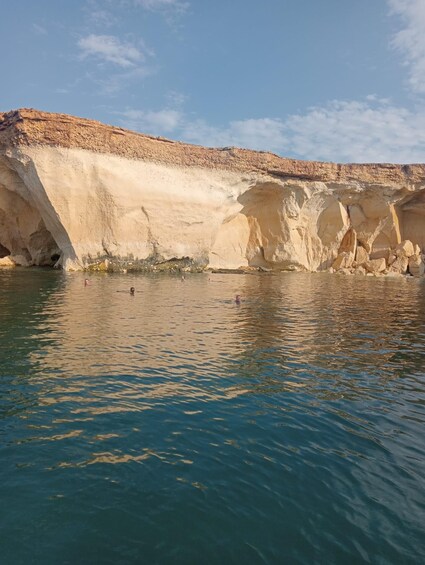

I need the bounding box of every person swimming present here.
[130,287,135,295]
[235,294,241,305]
[84,279,91,286]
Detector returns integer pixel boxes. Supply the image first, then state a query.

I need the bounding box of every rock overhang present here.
[0,108,424,275]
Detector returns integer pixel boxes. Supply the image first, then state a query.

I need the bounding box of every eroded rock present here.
[389,256,409,274]
[0,256,15,267]
[364,258,386,274]
[332,251,354,271]
[339,227,357,255]
[395,240,415,258]
[0,109,424,273]
[408,255,425,277]
[355,246,369,266]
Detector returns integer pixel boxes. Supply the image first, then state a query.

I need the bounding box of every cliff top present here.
[1,108,425,185]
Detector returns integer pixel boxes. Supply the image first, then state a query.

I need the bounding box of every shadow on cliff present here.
[0,154,79,268]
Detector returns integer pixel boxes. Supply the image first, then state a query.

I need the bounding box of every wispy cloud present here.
[83,0,119,28]
[389,0,425,93]
[133,0,189,14]
[76,32,155,94]
[282,98,425,162]
[97,0,425,162]
[116,97,425,163]
[32,23,47,35]
[181,117,287,153]
[87,9,118,28]
[78,34,145,67]
[117,108,182,133]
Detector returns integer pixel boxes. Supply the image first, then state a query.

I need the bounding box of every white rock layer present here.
[0,109,425,274]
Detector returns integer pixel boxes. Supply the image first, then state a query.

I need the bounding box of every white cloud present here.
[389,0,425,93]
[133,0,189,13]
[88,10,118,28]
[78,34,144,67]
[116,97,425,163]
[283,98,425,163]
[181,117,287,153]
[117,108,182,133]
[181,99,425,162]
[83,0,119,28]
[107,1,425,163]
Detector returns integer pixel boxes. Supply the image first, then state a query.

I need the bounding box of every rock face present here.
[0,108,425,273]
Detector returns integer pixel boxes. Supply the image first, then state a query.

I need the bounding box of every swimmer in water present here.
[84,279,91,286]
[130,287,135,295]
[235,294,241,305]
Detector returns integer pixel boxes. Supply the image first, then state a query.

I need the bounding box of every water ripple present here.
[0,270,424,563]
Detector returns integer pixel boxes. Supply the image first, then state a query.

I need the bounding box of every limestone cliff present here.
[0,108,424,274]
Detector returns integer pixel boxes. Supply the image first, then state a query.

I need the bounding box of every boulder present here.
[11,254,31,267]
[387,253,397,266]
[339,228,357,255]
[332,251,354,271]
[395,240,415,258]
[354,266,366,276]
[389,255,409,274]
[355,246,369,265]
[0,256,16,267]
[408,255,425,277]
[370,247,391,261]
[364,258,386,274]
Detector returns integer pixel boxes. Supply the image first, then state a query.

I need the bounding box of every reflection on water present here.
[0,269,424,563]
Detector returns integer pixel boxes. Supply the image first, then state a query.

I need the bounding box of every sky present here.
[1,0,425,163]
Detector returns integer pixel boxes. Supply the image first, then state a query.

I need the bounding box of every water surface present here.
[0,269,424,564]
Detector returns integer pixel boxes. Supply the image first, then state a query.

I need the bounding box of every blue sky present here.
[1,0,425,162]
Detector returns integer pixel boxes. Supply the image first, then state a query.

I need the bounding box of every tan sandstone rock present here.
[389,256,409,274]
[354,266,366,276]
[387,253,397,266]
[332,251,354,271]
[408,255,425,277]
[355,246,369,265]
[1,109,425,272]
[364,258,386,274]
[395,240,415,258]
[10,254,31,267]
[339,228,357,255]
[0,256,15,267]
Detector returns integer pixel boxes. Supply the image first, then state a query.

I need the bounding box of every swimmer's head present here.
[130,287,135,295]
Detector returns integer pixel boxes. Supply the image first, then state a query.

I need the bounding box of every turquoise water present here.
[0,269,424,564]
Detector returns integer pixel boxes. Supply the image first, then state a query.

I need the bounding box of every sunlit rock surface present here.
[0,108,425,273]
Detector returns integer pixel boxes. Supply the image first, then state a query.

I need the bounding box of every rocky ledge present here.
[0,108,424,276]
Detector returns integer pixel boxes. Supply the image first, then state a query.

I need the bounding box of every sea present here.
[0,269,424,564]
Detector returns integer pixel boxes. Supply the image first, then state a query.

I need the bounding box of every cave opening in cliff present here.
[396,190,425,252]
[0,183,62,267]
[0,153,65,267]
[0,241,10,258]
